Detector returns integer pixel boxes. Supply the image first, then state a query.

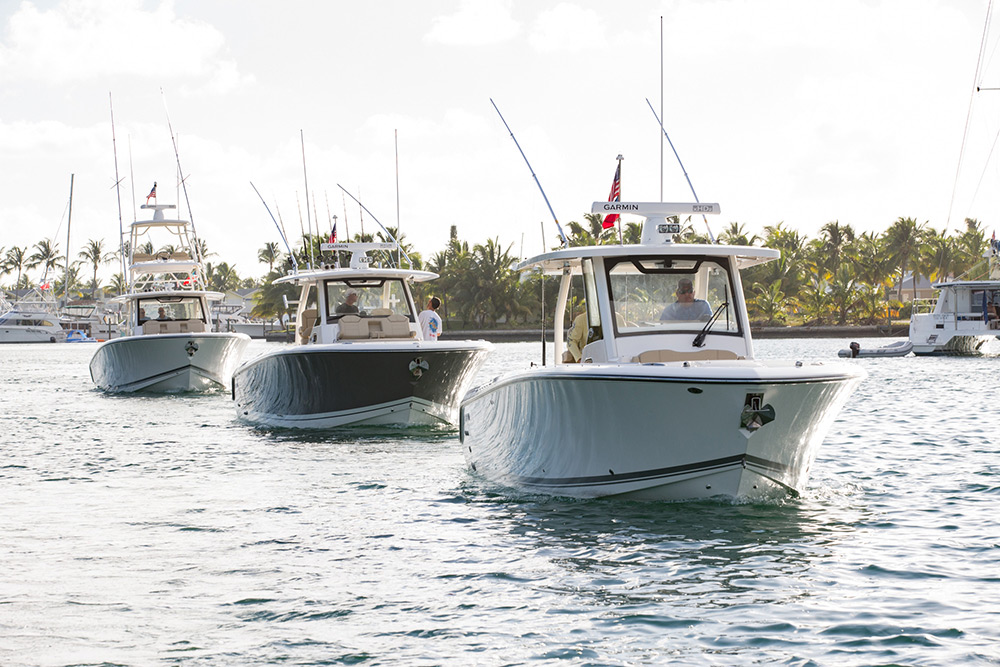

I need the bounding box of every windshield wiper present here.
[693,302,728,348]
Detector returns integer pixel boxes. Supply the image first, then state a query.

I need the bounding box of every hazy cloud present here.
[529,3,606,52]
[0,0,253,92]
[424,0,520,46]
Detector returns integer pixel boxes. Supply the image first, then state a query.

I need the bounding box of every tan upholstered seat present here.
[384,314,412,338]
[634,349,741,363]
[177,319,206,333]
[370,308,392,317]
[298,309,319,344]
[337,314,368,340]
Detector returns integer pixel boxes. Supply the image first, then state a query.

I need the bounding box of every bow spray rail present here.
[645,98,717,244]
[490,99,569,249]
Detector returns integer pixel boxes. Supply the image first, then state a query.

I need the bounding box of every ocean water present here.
[1,338,999,666]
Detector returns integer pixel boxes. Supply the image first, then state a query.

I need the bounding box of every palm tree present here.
[883,216,926,300]
[796,274,832,325]
[251,269,297,321]
[2,246,28,290]
[817,221,855,276]
[108,272,127,296]
[827,265,859,325]
[258,241,281,272]
[27,238,64,283]
[78,238,115,298]
[718,222,759,247]
[748,280,791,326]
[567,213,616,246]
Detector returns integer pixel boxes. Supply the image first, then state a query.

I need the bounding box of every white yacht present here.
[89,203,249,392]
[459,202,865,501]
[0,292,67,343]
[232,242,493,428]
[909,237,1000,354]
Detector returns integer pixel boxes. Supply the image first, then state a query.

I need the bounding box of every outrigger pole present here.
[109,92,127,286]
[161,89,204,260]
[250,181,298,273]
[336,184,413,267]
[645,98,717,243]
[490,99,569,248]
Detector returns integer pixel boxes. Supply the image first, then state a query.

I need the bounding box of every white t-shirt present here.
[418,309,442,341]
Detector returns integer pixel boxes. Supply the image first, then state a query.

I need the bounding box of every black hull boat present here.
[230,241,492,429]
[233,342,491,428]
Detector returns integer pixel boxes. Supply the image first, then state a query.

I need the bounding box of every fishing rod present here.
[160,89,204,260]
[645,97,717,243]
[301,130,316,269]
[109,92,127,286]
[490,99,568,248]
[250,181,298,273]
[336,184,413,267]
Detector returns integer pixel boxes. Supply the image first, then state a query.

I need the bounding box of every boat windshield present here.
[137,296,206,322]
[604,255,741,336]
[325,279,413,320]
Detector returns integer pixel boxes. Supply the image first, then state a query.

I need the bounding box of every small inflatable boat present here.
[838,340,913,358]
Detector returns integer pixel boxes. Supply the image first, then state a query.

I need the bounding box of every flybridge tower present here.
[590,202,720,245]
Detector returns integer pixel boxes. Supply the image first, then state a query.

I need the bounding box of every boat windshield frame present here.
[602,253,743,339]
[135,294,208,324]
[323,277,416,323]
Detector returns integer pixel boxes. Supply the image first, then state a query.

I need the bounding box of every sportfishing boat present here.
[460,202,865,501]
[232,242,493,428]
[0,291,67,343]
[89,203,249,392]
[908,237,1000,354]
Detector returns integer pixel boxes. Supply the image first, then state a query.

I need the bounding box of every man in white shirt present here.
[418,296,443,341]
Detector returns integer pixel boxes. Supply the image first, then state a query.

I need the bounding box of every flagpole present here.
[616,154,624,245]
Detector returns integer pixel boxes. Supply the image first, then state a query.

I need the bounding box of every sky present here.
[3,0,1000,286]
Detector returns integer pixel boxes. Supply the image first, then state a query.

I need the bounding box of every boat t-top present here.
[460,201,866,501]
[232,242,493,428]
[89,202,250,392]
[908,236,1000,355]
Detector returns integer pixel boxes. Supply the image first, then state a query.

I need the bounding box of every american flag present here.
[146,182,157,202]
[602,163,621,229]
[328,222,337,243]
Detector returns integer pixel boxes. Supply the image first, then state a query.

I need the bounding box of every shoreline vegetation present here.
[3,215,989,333]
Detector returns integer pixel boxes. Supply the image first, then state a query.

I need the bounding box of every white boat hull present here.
[460,361,863,501]
[89,332,250,393]
[0,327,66,343]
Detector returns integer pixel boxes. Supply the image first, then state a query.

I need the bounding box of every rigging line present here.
[967,123,1000,213]
[645,98,717,243]
[946,0,994,232]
